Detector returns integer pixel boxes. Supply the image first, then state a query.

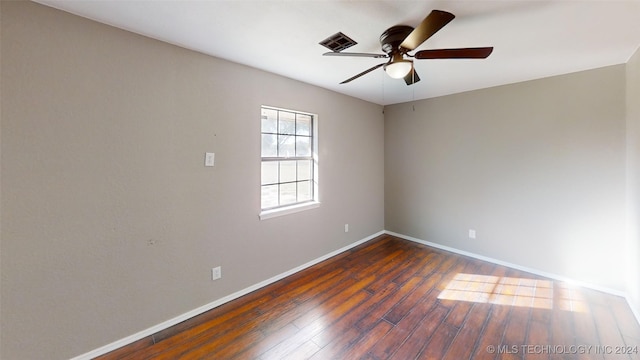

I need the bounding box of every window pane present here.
[296,136,311,157]
[280,183,297,205]
[261,185,279,208]
[296,114,311,136]
[261,161,278,185]
[261,106,317,211]
[261,134,277,157]
[279,161,296,183]
[261,108,278,133]
[279,111,296,135]
[278,135,295,157]
[297,160,312,181]
[298,181,312,202]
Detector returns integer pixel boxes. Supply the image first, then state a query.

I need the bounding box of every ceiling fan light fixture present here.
[330,10,492,85]
[384,60,413,79]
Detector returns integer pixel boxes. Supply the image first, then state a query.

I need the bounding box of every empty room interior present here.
[2,1,640,359]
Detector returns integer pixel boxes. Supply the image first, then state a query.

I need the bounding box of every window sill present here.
[259,201,320,220]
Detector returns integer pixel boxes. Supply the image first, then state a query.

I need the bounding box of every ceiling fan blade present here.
[414,47,494,59]
[404,68,421,85]
[400,10,455,51]
[323,52,387,58]
[340,63,386,84]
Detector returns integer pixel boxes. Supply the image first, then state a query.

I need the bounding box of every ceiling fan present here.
[323,10,493,85]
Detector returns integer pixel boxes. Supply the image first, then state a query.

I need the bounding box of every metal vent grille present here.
[319,32,357,52]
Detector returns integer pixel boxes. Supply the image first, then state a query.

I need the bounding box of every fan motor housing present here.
[380,25,414,54]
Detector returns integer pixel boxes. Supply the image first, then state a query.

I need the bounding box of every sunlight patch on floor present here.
[438,273,588,312]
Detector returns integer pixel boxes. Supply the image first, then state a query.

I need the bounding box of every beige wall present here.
[385,65,628,292]
[627,46,640,319]
[0,2,384,359]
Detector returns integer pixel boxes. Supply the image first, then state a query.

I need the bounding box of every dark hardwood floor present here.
[96,235,640,359]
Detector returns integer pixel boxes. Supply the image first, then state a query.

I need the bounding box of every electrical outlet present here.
[205,152,215,167]
[469,229,476,239]
[212,266,222,280]
[344,224,349,233]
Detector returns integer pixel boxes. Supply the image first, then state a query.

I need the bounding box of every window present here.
[260,106,318,218]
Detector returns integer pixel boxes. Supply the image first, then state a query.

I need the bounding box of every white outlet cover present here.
[212,266,222,280]
[469,229,476,239]
[205,152,215,167]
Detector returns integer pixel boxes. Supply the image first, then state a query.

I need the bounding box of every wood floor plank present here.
[416,321,459,360]
[354,275,423,331]
[370,289,441,359]
[254,272,356,336]
[362,249,414,293]
[280,339,321,360]
[231,323,299,360]
[609,296,640,340]
[442,303,492,360]
[311,281,397,348]
[572,302,602,358]
[591,303,632,360]
[525,319,552,360]
[306,326,361,359]
[391,251,437,285]
[503,305,532,349]
[415,252,447,277]
[339,319,394,359]
[291,275,375,329]
[443,299,474,329]
[95,235,640,360]
[391,303,450,360]
[259,289,371,359]
[382,274,442,325]
[471,301,511,360]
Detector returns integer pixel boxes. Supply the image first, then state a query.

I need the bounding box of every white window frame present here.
[259,106,319,220]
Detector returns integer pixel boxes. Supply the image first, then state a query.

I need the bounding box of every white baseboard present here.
[386,230,640,326]
[70,230,385,360]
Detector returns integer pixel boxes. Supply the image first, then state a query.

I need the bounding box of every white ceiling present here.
[35,0,640,105]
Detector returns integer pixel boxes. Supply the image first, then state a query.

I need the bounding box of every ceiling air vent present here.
[319,32,357,52]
